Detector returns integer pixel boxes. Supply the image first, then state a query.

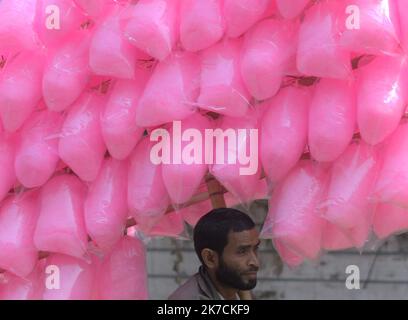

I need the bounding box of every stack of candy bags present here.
[1,0,408,299]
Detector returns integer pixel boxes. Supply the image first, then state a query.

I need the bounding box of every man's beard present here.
[215,258,258,291]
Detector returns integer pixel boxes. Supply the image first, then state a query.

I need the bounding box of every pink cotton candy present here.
[34,175,88,258]
[35,0,86,49]
[58,93,107,182]
[15,111,63,188]
[146,211,185,238]
[128,138,170,232]
[374,122,408,207]
[297,1,351,80]
[322,221,354,251]
[101,74,149,160]
[340,0,401,56]
[124,0,180,61]
[97,236,148,300]
[198,39,251,118]
[273,240,304,268]
[323,141,378,248]
[309,78,357,162]
[0,133,16,203]
[223,0,272,38]
[43,31,91,112]
[261,161,327,260]
[241,19,298,101]
[210,112,261,204]
[42,254,94,300]
[373,203,408,239]
[73,0,112,17]
[0,0,39,51]
[90,15,144,80]
[0,51,44,132]
[276,0,310,19]
[397,0,408,52]
[161,114,212,204]
[260,86,310,183]
[180,0,224,52]
[179,199,212,227]
[84,158,128,252]
[357,56,408,145]
[0,191,39,278]
[0,264,44,300]
[136,52,200,127]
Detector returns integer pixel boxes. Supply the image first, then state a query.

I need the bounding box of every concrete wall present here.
[146,200,408,300]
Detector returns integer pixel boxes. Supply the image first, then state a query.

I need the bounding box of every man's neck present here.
[206,270,239,300]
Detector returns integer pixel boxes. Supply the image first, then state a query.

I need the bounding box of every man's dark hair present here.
[193,208,256,265]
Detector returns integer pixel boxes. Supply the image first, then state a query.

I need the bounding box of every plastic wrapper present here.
[0,262,45,300]
[143,210,186,239]
[96,236,148,300]
[198,38,251,118]
[42,31,91,112]
[180,0,225,52]
[223,0,273,38]
[136,51,200,127]
[260,86,311,183]
[240,18,298,101]
[210,111,261,204]
[0,0,39,51]
[101,74,149,160]
[84,158,128,252]
[308,78,356,162]
[356,55,408,145]
[179,198,213,227]
[34,174,88,259]
[322,141,379,248]
[339,0,401,56]
[261,161,328,261]
[124,0,180,61]
[276,0,310,19]
[14,110,63,188]
[35,0,86,49]
[90,14,146,80]
[58,93,107,182]
[73,0,113,18]
[161,113,212,205]
[273,240,304,268]
[373,121,408,207]
[373,202,408,240]
[397,0,408,52]
[0,51,44,132]
[42,253,95,300]
[0,133,16,203]
[297,1,352,80]
[322,221,354,251]
[0,190,39,278]
[128,138,170,232]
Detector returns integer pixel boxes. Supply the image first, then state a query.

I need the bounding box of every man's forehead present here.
[227,229,260,246]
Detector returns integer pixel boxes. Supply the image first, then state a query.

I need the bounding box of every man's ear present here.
[201,248,219,270]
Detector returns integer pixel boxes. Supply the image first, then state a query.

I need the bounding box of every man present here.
[168,208,260,300]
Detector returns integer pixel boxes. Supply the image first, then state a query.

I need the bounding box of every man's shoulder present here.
[168,274,203,300]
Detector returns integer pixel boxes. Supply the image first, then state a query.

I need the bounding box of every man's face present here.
[215,228,260,291]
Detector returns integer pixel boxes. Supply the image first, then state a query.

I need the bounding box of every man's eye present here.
[237,249,246,254]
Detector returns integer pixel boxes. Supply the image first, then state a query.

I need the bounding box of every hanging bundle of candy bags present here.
[1,0,408,299]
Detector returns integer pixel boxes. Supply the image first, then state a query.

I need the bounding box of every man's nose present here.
[248,251,259,269]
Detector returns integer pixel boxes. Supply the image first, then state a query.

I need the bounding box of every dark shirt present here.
[168,266,222,300]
